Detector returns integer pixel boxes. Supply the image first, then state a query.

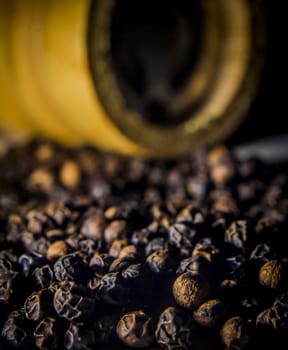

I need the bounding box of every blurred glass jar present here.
[0,0,269,157]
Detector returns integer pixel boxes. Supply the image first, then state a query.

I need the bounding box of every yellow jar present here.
[0,0,265,158]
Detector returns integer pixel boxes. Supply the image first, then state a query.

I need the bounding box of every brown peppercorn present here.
[146,249,175,273]
[27,168,54,193]
[118,245,138,260]
[104,220,127,245]
[193,299,227,328]
[59,160,81,189]
[81,214,105,241]
[155,306,195,350]
[46,241,69,261]
[256,308,280,330]
[109,239,128,258]
[35,143,54,162]
[173,272,210,309]
[259,260,282,288]
[104,206,119,219]
[221,316,250,349]
[116,310,154,348]
[212,191,239,215]
[208,146,235,187]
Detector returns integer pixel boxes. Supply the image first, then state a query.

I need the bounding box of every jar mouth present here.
[109,0,204,126]
[88,0,264,157]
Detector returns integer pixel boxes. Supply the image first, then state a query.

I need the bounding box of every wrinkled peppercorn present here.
[96,272,130,305]
[65,323,95,350]
[33,265,54,289]
[259,260,282,289]
[155,306,195,350]
[2,310,34,347]
[53,281,95,321]
[221,317,251,349]
[54,253,92,283]
[193,299,227,328]
[24,289,53,321]
[116,310,154,348]
[173,272,210,309]
[34,317,58,350]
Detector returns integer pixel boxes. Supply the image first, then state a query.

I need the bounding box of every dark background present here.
[229,1,287,146]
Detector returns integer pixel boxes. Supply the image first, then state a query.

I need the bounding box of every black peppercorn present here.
[116,310,154,348]
[146,249,175,273]
[221,316,251,349]
[65,323,95,350]
[259,260,282,289]
[225,220,249,252]
[96,272,130,305]
[155,306,195,350]
[1,310,34,347]
[173,272,210,309]
[34,317,59,350]
[256,308,281,330]
[53,281,95,321]
[24,288,54,321]
[54,253,92,283]
[193,299,227,328]
[33,265,54,289]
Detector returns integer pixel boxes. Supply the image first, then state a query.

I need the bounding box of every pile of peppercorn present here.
[1,140,288,350]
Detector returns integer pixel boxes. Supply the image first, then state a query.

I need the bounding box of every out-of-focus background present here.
[229,0,286,145]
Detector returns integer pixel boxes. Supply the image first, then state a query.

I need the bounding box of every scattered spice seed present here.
[0,140,288,350]
[172,272,210,309]
[259,260,282,289]
[116,310,154,348]
[46,240,69,261]
[59,160,81,189]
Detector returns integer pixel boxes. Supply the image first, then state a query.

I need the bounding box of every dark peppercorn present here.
[53,281,95,321]
[116,310,154,348]
[104,220,127,245]
[225,220,249,252]
[256,308,281,330]
[221,316,251,349]
[81,214,105,241]
[155,306,195,350]
[145,237,167,256]
[173,272,210,309]
[176,255,213,277]
[33,265,54,289]
[192,238,220,263]
[259,260,282,289]
[54,253,92,283]
[193,299,227,328]
[34,317,59,350]
[94,313,120,345]
[146,248,175,273]
[0,254,18,302]
[1,310,34,347]
[65,323,95,350]
[96,272,130,305]
[24,288,54,321]
[168,222,196,254]
[249,244,275,264]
